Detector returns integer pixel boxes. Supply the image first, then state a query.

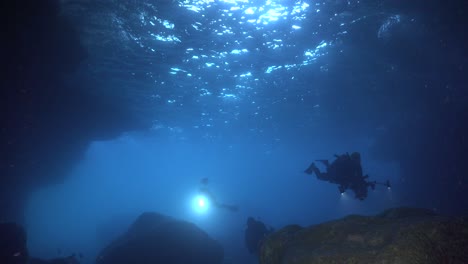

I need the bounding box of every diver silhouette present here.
[199,178,239,212]
[305,152,390,200]
[244,217,274,255]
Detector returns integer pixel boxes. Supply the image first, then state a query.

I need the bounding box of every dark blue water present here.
[12,0,466,263]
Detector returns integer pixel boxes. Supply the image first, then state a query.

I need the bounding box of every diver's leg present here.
[304,162,316,175]
[316,159,329,167]
[219,203,239,212]
[305,162,330,180]
[313,168,328,180]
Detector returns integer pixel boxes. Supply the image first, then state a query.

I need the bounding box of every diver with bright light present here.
[304,152,390,200]
[197,178,239,212]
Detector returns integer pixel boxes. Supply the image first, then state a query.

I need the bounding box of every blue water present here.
[21,0,467,263]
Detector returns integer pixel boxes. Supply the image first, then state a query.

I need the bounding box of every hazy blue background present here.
[19,0,466,263]
[25,132,397,263]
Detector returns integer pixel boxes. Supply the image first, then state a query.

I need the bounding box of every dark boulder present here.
[30,255,80,264]
[0,222,28,264]
[96,212,224,264]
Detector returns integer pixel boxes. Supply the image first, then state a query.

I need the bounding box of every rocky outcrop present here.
[0,223,28,264]
[260,207,468,264]
[96,212,224,264]
[29,255,80,264]
[1,222,82,264]
[1,0,145,223]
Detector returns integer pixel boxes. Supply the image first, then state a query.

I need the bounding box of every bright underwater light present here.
[192,194,210,214]
[339,191,349,200]
[198,197,206,207]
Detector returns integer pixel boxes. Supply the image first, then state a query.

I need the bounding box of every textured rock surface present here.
[260,207,468,264]
[97,212,224,264]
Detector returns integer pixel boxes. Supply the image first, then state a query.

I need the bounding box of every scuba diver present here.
[304,152,391,200]
[199,178,239,212]
[244,217,274,255]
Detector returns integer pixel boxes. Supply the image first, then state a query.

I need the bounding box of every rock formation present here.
[261,207,468,264]
[97,212,224,264]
